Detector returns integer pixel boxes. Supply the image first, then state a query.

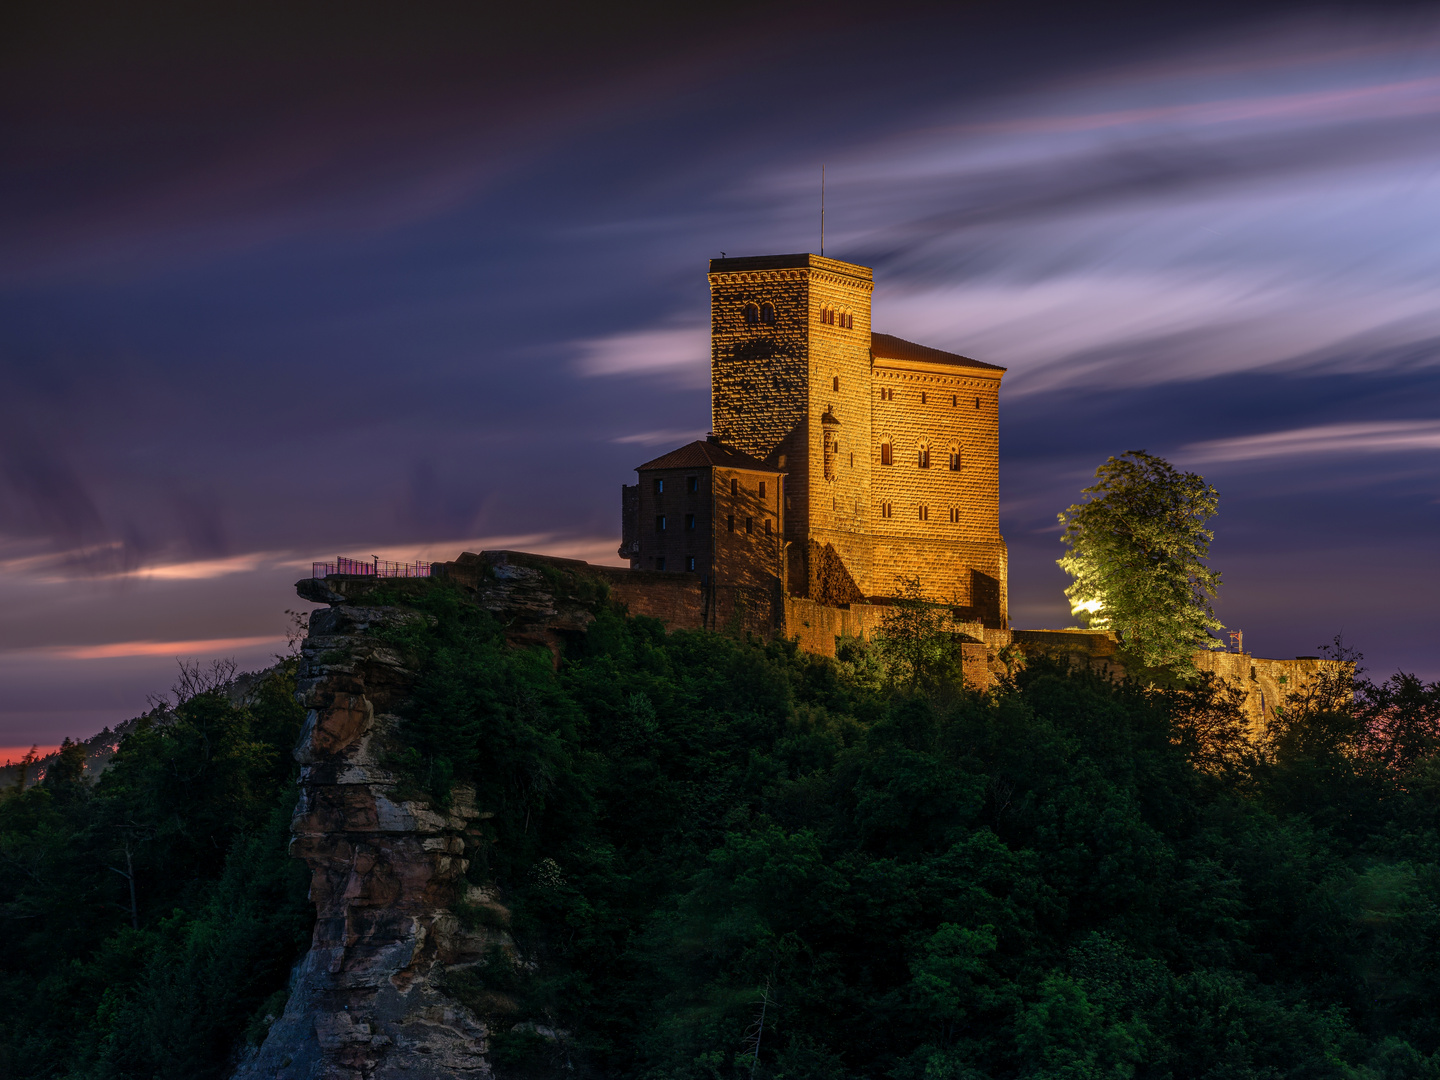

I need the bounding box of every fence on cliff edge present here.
[312,557,431,579]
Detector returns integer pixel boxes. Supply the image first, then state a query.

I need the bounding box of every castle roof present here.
[871,332,1006,373]
[635,439,781,473]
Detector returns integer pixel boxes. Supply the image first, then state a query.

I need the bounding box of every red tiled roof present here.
[871,332,1005,372]
[635,439,781,473]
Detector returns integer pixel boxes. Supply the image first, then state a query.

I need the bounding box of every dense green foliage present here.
[0,662,312,1080]
[1058,451,1223,678]
[6,587,1440,1080]
[385,588,1440,1080]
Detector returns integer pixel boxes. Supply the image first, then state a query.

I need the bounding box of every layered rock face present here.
[235,594,494,1079]
[235,552,608,1079]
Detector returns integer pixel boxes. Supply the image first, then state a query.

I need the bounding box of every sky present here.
[3,0,1439,757]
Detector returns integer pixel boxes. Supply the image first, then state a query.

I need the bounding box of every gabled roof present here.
[871,332,1005,372]
[635,439,781,473]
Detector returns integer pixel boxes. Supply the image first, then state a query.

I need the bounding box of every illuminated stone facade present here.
[708,253,1008,626]
[622,252,1008,629]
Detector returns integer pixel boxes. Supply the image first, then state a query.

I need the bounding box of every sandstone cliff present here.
[235,553,600,1080]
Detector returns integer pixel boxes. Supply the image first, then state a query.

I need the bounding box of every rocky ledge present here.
[235,552,610,1079]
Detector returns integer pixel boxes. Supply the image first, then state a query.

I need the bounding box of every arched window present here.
[918,444,931,469]
[832,376,840,392]
[948,446,961,471]
[759,302,776,325]
[880,441,893,466]
[744,303,759,325]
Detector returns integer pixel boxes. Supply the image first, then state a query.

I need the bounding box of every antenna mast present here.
[820,165,825,256]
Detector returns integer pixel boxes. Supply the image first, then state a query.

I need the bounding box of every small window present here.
[975,397,981,409]
[745,517,754,534]
[778,454,786,468]
[684,513,696,531]
[919,505,929,521]
[656,515,666,532]
[881,442,893,466]
[687,476,698,493]
[686,555,696,572]
[759,481,767,498]
[731,478,738,496]
[952,394,958,406]
[727,514,735,532]
[921,392,927,404]
[918,447,930,469]
[849,452,854,467]
[654,478,664,494]
[881,502,892,519]
[655,557,666,570]
[765,519,772,535]
[832,376,840,392]
[949,449,961,471]
[744,303,759,325]
[949,508,960,523]
[759,302,776,325]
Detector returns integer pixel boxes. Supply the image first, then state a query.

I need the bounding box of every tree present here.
[1057,450,1222,679]
[874,576,963,693]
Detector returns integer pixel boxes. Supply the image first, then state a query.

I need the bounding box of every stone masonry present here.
[702,253,1008,625]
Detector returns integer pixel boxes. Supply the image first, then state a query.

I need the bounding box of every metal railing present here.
[312,557,431,579]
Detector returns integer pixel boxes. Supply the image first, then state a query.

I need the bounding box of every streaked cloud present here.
[27,635,286,661]
[612,429,706,447]
[1184,420,1440,464]
[572,325,707,383]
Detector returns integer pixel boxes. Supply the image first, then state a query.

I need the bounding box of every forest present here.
[2,589,1439,1080]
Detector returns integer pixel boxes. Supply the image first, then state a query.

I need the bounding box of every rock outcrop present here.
[235,551,612,1079]
[233,597,498,1079]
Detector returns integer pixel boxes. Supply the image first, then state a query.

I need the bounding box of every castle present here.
[301,250,1345,721]
[620,253,1008,627]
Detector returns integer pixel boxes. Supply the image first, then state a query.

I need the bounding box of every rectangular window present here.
[918,448,930,469]
[654,478,664,494]
[745,517,753,534]
[655,557,666,570]
[686,555,696,571]
[758,481,767,498]
[949,451,961,471]
[727,514,735,532]
[881,502,892,519]
[919,505,929,521]
[921,392,927,404]
[949,508,960,523]
[881,443,892,466]
[684,514,696,531]
[687,475,699,493]
[656,515,666,532]
[731,478,738,496]
[765,519,772,535]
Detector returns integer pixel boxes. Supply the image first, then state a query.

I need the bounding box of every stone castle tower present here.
[624,252,1008,627]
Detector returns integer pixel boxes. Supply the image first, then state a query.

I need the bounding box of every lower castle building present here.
[621,253,1008,627]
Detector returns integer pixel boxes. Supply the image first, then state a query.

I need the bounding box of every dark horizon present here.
[3,0,1438,758]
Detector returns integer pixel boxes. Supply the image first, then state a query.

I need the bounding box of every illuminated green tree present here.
[1058,450,1222,679]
